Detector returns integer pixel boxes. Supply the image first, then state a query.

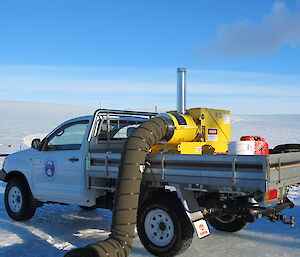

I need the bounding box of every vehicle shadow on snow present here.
[0,198,150,257]
[214,206,300,250]
[0,216,67,256]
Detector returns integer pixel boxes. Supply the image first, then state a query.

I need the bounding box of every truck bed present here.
[87,152,300,202]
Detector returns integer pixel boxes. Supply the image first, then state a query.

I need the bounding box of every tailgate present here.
[268,152,300,187]
[265,152,300,205]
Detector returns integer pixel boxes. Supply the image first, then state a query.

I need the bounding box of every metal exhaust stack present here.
[177,68,186,114]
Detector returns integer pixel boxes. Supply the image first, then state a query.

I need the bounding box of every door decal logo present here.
[45,160,55,177]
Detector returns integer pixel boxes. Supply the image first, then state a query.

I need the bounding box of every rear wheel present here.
[208,214,247,232]
[5,177,36,221]
[137,193,194,257]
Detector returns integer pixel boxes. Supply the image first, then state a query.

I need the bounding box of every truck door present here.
[32,120,89,204]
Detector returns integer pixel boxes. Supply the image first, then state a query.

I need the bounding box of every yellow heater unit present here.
[151,108,231,155]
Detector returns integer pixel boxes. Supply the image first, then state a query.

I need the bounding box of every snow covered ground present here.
[0,101,300,257]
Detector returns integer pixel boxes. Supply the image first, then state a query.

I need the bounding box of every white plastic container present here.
[228,141,255,155]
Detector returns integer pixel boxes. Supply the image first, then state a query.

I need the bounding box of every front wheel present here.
[4,177,36,221]
[208,215,247,232]
[137,193,194,257]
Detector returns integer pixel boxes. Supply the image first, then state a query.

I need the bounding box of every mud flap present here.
[174,184,210,238]
[193,219,210,238]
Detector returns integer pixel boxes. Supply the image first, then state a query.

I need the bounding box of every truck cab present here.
[0,110,154,220]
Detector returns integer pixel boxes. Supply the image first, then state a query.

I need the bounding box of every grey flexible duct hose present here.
[65,117,169,257]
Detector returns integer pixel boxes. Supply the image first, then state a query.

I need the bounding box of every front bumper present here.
[0,169,7,181]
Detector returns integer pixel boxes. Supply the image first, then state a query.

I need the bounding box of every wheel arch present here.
[5,171,31,191]
[139,186,183,208]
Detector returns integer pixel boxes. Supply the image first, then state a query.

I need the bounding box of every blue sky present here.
[1,0,300,114]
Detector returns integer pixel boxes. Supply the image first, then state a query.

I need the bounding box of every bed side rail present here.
[88,153,268,193]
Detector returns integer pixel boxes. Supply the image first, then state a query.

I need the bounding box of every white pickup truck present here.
[1,109,300,257]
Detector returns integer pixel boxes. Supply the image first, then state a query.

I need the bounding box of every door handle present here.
[69,157,79,162]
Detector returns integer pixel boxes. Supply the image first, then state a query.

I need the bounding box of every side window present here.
[46,121,89,151]
[112,124,139,139]
[97,120,142,141]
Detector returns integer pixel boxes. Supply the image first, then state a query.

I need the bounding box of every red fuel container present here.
[240,136,269,155]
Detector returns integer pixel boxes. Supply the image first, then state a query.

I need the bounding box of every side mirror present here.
[31,138,41,150]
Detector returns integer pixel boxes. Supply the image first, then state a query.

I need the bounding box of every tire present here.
[78,205,97,210]
[4,177,36,221]
[137,193,194,257]
[208,215,247,232]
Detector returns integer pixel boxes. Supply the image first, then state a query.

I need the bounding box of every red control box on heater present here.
[240,136,269,155]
